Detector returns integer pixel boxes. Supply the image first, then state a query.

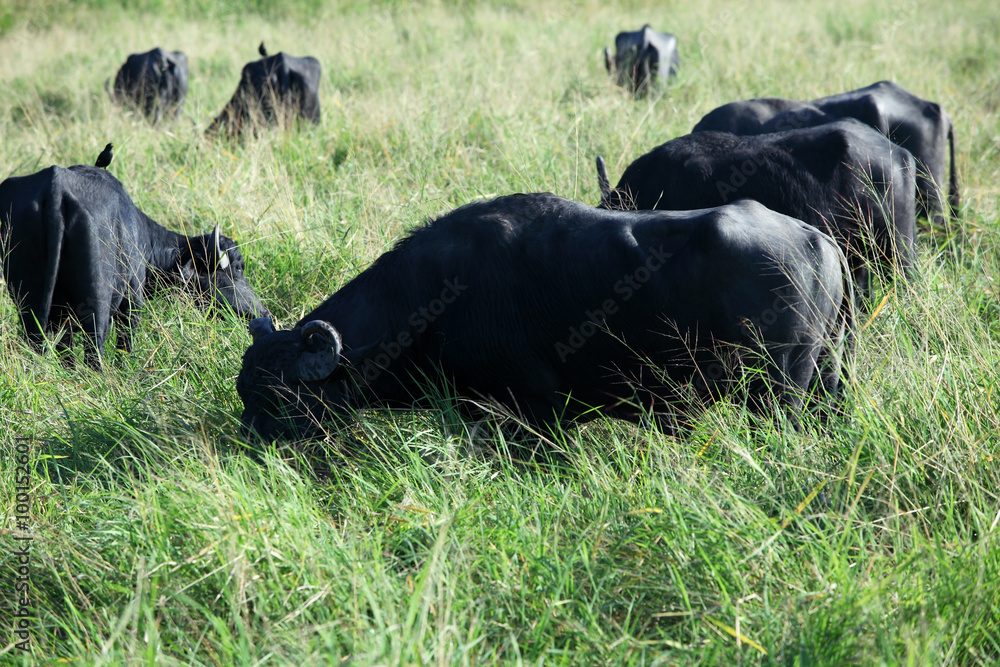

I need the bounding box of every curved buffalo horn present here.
[298,320,342,381]
[596,155,611,201]
[248,317,276,341]
[212,224,230,271]
[603,46,613,73]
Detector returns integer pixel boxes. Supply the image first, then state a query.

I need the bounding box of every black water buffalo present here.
[692,81,958,223]
[604,25,679,96]
[0,164,269,365]
[106,48,189,124]
[207,46,321,137]
[597,119,917,299]
[237,194,852,442]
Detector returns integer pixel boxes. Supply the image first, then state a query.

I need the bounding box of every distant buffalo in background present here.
[692,81,958,225]
[107,47,189,124]
[0,162,269,366]
[604,25,678,96]
[208,43,321,137]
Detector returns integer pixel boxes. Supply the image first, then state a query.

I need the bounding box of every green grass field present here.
[1,0,999,664]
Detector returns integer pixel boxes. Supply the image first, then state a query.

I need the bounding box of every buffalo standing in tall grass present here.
[692,81,958,225]
[237,194,852,442]
[0,163,269,365]
[598,119,917,302]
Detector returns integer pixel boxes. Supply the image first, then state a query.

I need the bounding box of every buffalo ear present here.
[212,224,231,272]
[298,320,342,381]
[249,317,276,341]
[180,259,196,281]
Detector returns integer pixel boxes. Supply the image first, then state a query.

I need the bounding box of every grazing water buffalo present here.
[604,25,679,96]
[237,194,852,442]
[692,81,958,223]
[207,45,321,137]
[597,119,917,300]
[107,48,189,124]
[0,164,269,365]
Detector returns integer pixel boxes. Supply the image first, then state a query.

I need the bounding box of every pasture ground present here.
[1,0,999,664]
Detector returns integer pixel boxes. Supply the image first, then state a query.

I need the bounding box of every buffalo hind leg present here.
[75,302,112,369]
